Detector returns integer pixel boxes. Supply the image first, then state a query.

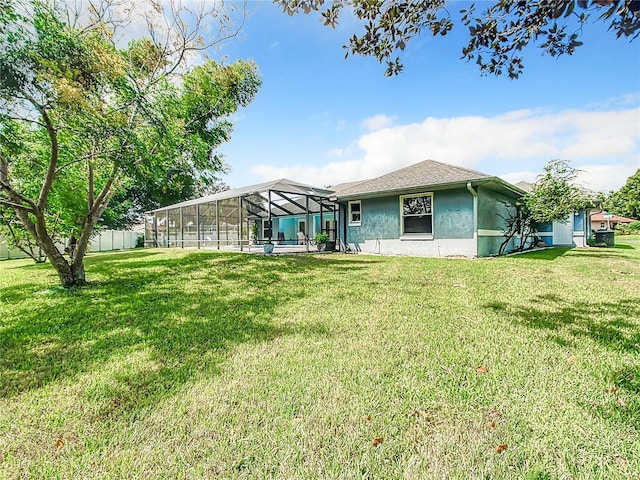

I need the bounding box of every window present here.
[349,201,361,226]
[401,193,433,236]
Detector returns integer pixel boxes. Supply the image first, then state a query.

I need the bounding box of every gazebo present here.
[144,179,339,252]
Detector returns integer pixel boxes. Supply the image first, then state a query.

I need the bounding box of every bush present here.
[314,232,329,244]
[614,223,630,235]
[629,221,640,234]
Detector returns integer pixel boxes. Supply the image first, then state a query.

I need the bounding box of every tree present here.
[525,159,592,224]
[498,200,537,255]
[276,0,640,77]
[0,0,261,287]
[498,159,592,254]
[604,169,640,219]
[100,159,231,230]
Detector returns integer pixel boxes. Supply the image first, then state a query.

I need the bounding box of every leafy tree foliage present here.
[499,159,592,255]
[0,0,260,286]
[604,169,640,219]
[525,159,592,224]
[277,0,640,77]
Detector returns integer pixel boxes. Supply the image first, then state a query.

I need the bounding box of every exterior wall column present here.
[196,204,200,249]
[216,200,220,250]
[180,207,184,248]
[239,195,243,251]
[305,196,310,253]
[319,197,324,236]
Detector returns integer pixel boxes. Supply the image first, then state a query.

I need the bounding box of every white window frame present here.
[400,192,434,239]
[348,200,361,226]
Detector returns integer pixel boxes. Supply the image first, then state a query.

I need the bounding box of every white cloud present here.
[360,114,396,132]
[250,106,640,192]
[575,162,639,193]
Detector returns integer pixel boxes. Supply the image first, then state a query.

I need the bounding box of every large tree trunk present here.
[47,246,85,287]
[31,213,87,287]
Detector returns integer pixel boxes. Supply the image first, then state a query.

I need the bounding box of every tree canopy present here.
[277,0,640,77]
[525,159,593,224]
[604,169,640,219]
[498,159,592,254]
[0,0,261,286]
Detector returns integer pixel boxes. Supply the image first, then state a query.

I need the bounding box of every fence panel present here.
[1,230,140,260]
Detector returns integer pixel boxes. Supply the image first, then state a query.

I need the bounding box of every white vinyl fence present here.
[0,230,139,261]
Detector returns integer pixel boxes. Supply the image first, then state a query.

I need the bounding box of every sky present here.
[201,2,638,192]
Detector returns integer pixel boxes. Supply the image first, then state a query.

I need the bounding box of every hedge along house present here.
[331,160,526,257]
[144,179,338,252]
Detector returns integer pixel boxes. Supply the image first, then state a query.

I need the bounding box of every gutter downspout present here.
[467,182,478,257]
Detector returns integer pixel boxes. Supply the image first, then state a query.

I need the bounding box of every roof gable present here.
[334,160,493,198]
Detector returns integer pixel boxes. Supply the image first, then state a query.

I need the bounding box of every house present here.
[331,160,525,257]
[144,160,602,258]
[589,212,636,232]
[514,181,593,248]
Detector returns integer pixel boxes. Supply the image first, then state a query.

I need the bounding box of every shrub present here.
[314,232,329,244]
[614,223,630,235]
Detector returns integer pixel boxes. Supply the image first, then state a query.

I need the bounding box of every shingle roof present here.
[329,179,369,194]
[515,181,533,193]
[334,160,494,198]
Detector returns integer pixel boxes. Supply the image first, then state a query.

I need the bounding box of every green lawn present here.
[1,238,639,479]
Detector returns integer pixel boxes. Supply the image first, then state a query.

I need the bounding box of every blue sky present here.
[214,1,639,193]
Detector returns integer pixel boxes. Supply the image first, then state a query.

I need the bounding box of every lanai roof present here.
[149,178,335,218]
[332,159,523,199]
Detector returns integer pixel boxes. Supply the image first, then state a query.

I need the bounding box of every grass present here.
[1,237,639,479]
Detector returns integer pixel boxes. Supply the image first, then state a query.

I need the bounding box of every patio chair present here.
[297,232,307,245]
[277,231,285,244]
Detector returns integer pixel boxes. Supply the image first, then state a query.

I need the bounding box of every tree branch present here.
[0,158,38,213]
[33,104,58,211]
[0,199,36,213]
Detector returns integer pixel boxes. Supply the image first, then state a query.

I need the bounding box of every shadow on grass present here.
[567,251,635,259]
[509,248,572,260]
[485,294,640,429]
[484,295,640,353]
[0,251,374,419]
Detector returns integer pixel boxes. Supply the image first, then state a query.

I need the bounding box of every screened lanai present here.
[144,179,339,252]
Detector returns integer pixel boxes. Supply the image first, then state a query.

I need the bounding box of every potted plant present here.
[263,237,274,254]
[314,232,329,251]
